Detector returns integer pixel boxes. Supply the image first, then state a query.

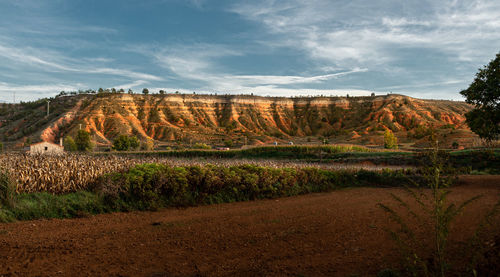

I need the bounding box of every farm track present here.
[0,175,498,276]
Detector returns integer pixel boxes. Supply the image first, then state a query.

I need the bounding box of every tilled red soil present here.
[0,176,499,277]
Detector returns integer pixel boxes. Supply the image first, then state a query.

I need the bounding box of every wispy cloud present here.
[230,0,500,65]
[0,82,82,102]
[113,80,149,90]
[0,43,162,81]
[153,44,367,91]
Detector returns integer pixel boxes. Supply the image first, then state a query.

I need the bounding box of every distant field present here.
[94,145,499,170]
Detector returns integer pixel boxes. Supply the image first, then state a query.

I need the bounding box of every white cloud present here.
[0,82,82,102]
[113,80,149,90]
[0,43,162,81]
[230,0,500,66]
[229,68,368,86]
[153,45,367,91]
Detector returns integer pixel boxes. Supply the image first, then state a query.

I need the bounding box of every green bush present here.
[384,129,398,149]
[0,170,15,208]
[63,136,77,151]
[94,163,413,210]
[113,135,140,151]
[75,130,93,152]
[193,143,211,149]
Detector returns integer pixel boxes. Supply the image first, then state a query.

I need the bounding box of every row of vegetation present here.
[95,146,499,173]
[0,163,412,222]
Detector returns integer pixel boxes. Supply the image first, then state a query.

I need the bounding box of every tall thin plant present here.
[378,136,484,276]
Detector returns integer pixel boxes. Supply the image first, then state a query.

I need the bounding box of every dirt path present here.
[0,176,498,276]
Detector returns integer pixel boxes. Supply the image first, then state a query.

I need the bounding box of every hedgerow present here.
[93,164,414,210]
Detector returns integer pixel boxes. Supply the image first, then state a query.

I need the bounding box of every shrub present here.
[0,169,15,208]
[124,163,165,209]
[378,143,499,276]
[384,129,398,149]
[412,125,432,139]
[63,136,77,151]
[75,130,93,152]
[113,135,140,151]
[193,143,211,149]
[94,163,414,210]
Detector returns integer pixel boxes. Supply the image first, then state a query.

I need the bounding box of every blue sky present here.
[0,0,499,102]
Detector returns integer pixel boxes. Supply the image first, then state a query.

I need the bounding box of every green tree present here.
[75,130,92,152]
[112,135,130,151]
[128,136,140,150]
[63,136,77,151]
[113,135,140,151]
[0,142,3,152]
[159,90,165,95]
[384,129,398,149]
[128,89,133,94]
[460,52,500,142]
[142,88,149,95]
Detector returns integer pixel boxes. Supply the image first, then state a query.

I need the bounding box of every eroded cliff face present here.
[38,93,472,146]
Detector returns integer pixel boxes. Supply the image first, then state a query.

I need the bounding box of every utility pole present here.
[46,100,50,117]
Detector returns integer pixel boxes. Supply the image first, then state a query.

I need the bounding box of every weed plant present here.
[378,139,500,276]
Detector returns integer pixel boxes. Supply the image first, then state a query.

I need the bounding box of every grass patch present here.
[11,192,106,220]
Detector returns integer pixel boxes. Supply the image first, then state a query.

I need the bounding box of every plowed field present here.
[0,176,498,276]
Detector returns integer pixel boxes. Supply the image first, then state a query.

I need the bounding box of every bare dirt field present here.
[0,176,498,276]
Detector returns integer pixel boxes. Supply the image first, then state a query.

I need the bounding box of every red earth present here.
[0,175,498,276]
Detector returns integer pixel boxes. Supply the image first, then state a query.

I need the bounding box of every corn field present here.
[0,153,411,194]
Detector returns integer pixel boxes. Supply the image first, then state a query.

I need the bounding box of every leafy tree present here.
[142,88,149,95]
[384,129,398,149]
[98,88,104,93]
[63,136,77,151]
[129,136,140,150]
[112,135,130,151]
[128,89,133,94]
[460,52,500,142]
[75,130,92,152]
[118,88,125,93]
[159,90,165,95]
[113,135,140,151]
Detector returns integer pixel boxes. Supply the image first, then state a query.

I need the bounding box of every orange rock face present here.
[29,94,474,146]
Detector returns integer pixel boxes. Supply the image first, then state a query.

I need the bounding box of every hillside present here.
[0,93,477,149]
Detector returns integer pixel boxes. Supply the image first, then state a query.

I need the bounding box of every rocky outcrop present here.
[32,93,470,146]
